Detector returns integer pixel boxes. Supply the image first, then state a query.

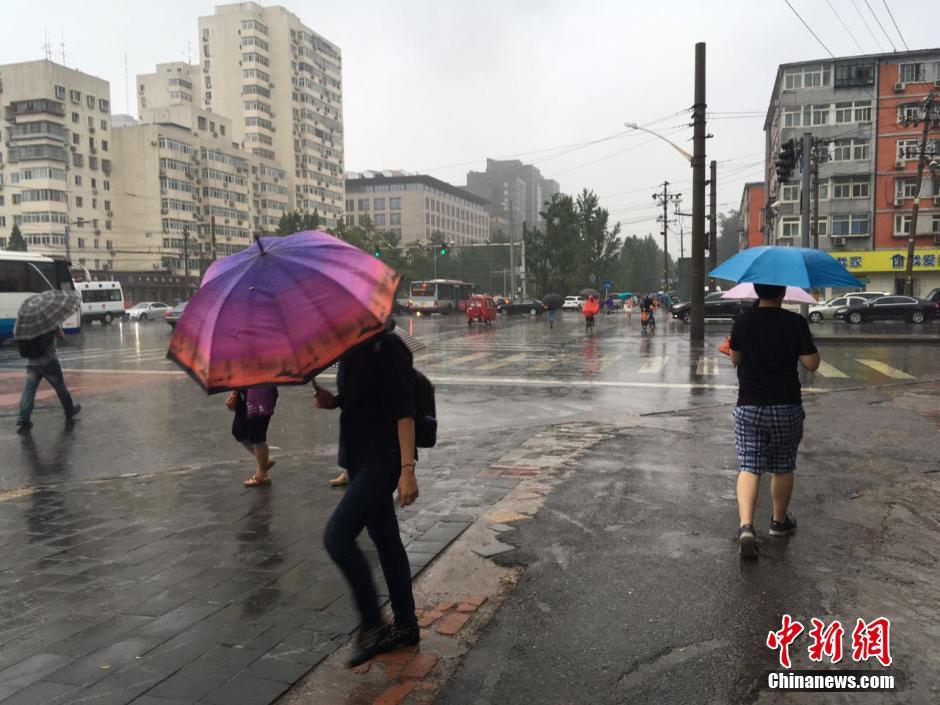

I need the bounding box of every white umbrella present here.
[721,282,816,304]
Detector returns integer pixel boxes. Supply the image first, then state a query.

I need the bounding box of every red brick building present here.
[738,182,766,249]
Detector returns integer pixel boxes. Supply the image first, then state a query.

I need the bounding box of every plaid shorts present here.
[733,404,805,474]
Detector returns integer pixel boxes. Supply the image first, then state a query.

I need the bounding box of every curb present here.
[813,335,940,344]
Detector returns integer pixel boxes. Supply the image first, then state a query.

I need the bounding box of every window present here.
[102,140,108,152]
[346,199,354,211]
[101,120,107,131]
[104,200,111,211]
[358,198,369,210]
[782,108,801,128]
[894,214,912,235]
[816,217,828,238]
[781,184,800,202]
[104,180,110,191]
[852,139,870,161]
[390,213,401,225]
[897,139,921,160]
[75,196,83,207]
[817,182,829,200]
[853,101,872,122]
[834,103,853,123]
[832,178,869,199]
[899,63,926,83]
[86,95,95,108]
[55,85,66,99]
[77,238,86,249]
[831,214,870,236]
[70,89,81,103]
[780,217,800,238]
[831,138,870,161]
[74,175,82,186]
[895,178,920,199]
[806,104,829,125]
[783,64,831,90]
[390,197,401,210]
[72,133,80,145]
[898,103,921,123]
[373,198,385,210]
[834,63,874,88]
[71,112,79,123]
[932,215,940,233]
[374,213,386,226]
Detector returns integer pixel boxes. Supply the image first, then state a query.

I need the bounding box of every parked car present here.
[467,295,498,325]
[924,287,940,306]
[76,281,125,325]
[164,301,188,328]
[833,295,936,324]
[562,296,585,311]
[808,295,871,323]
[846,291,889,301]
[498,298,545,316]
[671,291,744,324]
[125,301,170,321]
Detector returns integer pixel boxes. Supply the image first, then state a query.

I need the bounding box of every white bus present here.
[0,252,80,344]
[76,281,125,325]
[408,279,475,314]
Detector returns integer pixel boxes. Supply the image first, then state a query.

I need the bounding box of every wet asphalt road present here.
[0,312,936,704]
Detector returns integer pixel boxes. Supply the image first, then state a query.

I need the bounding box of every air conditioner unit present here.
[933,196,940,206]
[895,160,905,169]
[831,237,847,247]
[894,82,905,92]
[934,80,940,88]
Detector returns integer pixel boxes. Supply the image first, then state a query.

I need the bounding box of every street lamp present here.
[624,122,693,163]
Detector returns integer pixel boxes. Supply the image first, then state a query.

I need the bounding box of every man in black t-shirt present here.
[728,283,820,558]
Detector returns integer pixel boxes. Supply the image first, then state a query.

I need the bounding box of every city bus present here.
[408,279,475,314]
[0,251,80,344]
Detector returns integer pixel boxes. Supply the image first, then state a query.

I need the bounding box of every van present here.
[76,281,124,325]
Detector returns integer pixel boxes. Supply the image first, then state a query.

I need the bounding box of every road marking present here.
[431,352,491,367]
[477,353,528,371]
[593,354,621,372]
[695,357,719,376]
[638,356,670,374]
[814,361,849,379]
[855,359,914,380]
[429,374,831,393]
[529,356,568,372]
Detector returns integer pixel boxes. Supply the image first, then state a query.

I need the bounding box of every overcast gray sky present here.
[3,0,937,246]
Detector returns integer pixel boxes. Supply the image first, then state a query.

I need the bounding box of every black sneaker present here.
[16,421,33,435]
[66,403,82,419]
[738,524,758,558]
[769,515,797,536]
[345,622,420,668]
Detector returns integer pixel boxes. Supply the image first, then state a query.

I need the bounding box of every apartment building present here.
[138,62,201,111]
[345,171,489,246]
[763,50,940,294]
[737,182,765,250]
[198,2,344,226]
[465,159,560,240]
[0,60,114,272]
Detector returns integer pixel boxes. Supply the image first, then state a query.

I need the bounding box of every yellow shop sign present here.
[834,249,940,273]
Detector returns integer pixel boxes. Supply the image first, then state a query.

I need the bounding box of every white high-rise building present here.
[198,3,344,226]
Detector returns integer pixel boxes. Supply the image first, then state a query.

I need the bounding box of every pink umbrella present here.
[721,282,816,304]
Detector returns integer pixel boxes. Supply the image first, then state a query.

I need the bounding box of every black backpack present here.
[17,331,55,359]
[413,369,437,448]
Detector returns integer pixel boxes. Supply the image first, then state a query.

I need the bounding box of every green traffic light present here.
[374,248,381,257]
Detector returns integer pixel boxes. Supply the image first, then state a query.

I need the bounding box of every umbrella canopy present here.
[616,292,634,300]
[579,288,600,299]
[709,246,860,288]
[167,230,401,393]
[542,293,564,310]
[721,282,817,304]
[13,291,80,340]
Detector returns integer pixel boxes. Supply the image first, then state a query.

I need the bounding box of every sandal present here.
[244,475,271,487]
[329,470,349,487]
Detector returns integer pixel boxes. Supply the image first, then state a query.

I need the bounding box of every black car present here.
[498,298,545,316]
[671,291,744,324]
[833,295,936,324]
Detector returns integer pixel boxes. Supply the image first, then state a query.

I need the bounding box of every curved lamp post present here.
[624,122,693,163]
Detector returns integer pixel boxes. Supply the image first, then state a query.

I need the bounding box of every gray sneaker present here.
[738,524,758,558]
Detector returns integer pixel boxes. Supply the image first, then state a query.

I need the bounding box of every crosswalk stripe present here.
[638,355,669,374]
[815,361,849,379]
[593,354,621,372]
[433,352,490,367]
[476,353,528,371]
[856,359,914,380]
[528,356,568,372]
[696,357,718,376]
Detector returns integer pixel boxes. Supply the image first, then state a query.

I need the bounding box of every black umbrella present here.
[542,293,564,310]
[579,288,600,299]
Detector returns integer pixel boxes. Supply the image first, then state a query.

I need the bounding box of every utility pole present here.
[508,199,516,300]
[521,220,528,299]
[210,216,217,263]
[904,91,938,297]
[653,182,681,292]
[811,141,821,250]
[708,160,717,291]
[690,42,707,343]
[800,132,813,317]
[182,225,190,292]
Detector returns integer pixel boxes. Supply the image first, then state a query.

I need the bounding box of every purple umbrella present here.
[167,230,401,392]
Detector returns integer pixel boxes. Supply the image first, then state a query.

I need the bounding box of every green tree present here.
[528,193,580,295]
[575,189,621,291]
[6,224,27,252]
[717,208,742,264]
[618,234,675,293]
[275,209,320,235]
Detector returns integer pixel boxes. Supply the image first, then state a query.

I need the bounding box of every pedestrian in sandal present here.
[226,385,277,487]
[728,283,820,558]
[314,321,419,667]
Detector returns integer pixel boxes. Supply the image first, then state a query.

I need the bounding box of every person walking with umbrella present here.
[542,293,564,330]
[14,291,82,433]
[711,247,857,558]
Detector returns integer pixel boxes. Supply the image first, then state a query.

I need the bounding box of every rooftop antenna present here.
[59,33,67,65]
[42,29,53,61]
[186,40,193,64]
[124,52,130,116]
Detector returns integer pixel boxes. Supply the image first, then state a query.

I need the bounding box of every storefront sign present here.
[833,249,940,272]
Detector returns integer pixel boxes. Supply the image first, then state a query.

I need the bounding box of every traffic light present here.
[439,242,448,256]
[776,138,797,184]
[373,245,381,257]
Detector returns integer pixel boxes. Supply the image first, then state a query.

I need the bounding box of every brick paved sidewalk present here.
[0,424,538,705]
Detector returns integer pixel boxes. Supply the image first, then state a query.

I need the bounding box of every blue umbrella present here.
[709,246,860,288]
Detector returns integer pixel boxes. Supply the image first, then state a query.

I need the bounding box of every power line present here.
[825,0,867,54]
[850,0,885,52]
[783,0,835,58]
[881,0,910,51]
[863,0,897,51]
